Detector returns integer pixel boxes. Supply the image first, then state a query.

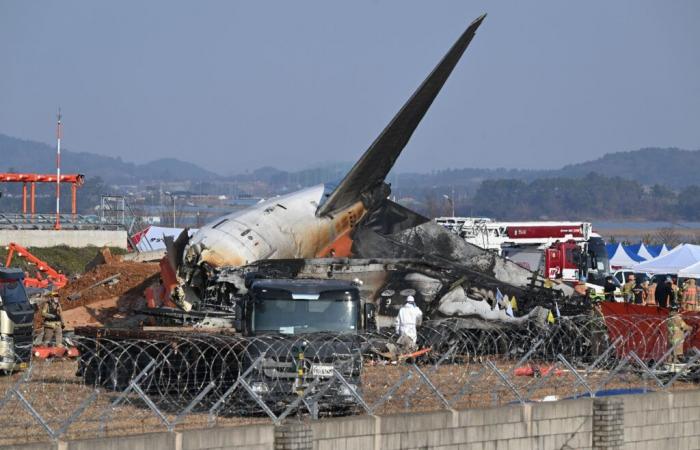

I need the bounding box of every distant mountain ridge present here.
[555,148,699,189]
[1,133,697,189]
[0,134,219,184]
[397,147,700,191]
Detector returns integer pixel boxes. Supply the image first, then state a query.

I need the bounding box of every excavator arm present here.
[5,243,68,290]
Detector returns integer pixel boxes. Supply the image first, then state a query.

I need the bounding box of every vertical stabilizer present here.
[316,14,486,217]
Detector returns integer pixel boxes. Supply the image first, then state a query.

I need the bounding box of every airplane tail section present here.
[316,14,486,217]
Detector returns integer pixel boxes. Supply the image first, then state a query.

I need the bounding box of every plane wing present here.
[316,14,486,217]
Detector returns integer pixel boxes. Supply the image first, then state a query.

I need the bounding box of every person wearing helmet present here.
[41,292,64,348]
[682,279,697,311]
[394,295,423,354]
[668,305,691,363]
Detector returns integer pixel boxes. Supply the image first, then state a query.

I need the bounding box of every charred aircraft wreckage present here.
[154,14,588,335]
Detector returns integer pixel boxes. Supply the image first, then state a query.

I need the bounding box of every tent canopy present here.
[647,245,663,258]
[625,243,654,260]
[610,244,646,269]
[679,260,700,278]
[631,244,700,275]
[606,243,620,259]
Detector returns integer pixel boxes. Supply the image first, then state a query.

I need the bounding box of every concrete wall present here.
[7,425,276,450]
[623,390,700,450]
[311,401,593,450]
[0,229,127,248]
[4,390,700,450]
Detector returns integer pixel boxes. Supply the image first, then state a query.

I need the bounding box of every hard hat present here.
[406,295,415,303]
[50,291,60,297]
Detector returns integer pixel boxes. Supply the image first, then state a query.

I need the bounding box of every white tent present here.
[636,243,655,260]
[679,260,700,278]
[609,245,645,269]
[606,243,620,259]
[659,244,671,256]
[623,243,655,261]
[631,244,700,274]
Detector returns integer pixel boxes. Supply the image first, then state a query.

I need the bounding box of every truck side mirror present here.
[364,303,377,333]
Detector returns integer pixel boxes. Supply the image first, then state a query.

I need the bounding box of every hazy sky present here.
[2,1,699,175]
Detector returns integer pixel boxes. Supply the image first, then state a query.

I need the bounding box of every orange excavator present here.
[4,243,68,290]
[4,244,80,359]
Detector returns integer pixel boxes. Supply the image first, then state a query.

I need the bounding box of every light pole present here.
[165,191,176,227]
[442,194,455,217]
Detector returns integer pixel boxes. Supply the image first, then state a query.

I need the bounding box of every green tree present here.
[677,185,700,221]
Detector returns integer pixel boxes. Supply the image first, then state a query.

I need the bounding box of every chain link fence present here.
[0,314,698,445]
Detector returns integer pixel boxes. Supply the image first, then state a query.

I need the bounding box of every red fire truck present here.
[435,217,610,285]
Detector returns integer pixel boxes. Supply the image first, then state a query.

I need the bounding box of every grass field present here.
[0,245,128,276]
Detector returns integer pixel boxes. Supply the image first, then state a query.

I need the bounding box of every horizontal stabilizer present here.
[316,14,486,217]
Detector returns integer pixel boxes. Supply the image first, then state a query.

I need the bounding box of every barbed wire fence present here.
[0,314,699,445]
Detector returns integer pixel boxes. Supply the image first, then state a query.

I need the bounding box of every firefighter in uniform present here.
[671,277,681,309]
[41,292,64,348]
[621,274,636,303]
[682,279,697,311]
[668,306,691,364]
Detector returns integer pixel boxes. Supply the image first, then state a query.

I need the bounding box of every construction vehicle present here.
[84,277,372,414]
[237,278,368,412]
[4,243,68,290]
[0,268,34,372]
[435,218,610,286]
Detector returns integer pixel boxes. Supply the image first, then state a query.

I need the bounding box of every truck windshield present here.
[587,237,610,276]
[0,280,29,305]
[252,294,359,335]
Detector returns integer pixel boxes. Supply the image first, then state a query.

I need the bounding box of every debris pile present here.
[56,259,159,328]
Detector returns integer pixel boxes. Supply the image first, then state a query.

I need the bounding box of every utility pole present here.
[443,190,455,217]
[165,191,176,227]
[55,108,62,230]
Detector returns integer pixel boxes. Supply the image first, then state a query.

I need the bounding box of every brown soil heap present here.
[59,260,159,310]
[38,257,161,329]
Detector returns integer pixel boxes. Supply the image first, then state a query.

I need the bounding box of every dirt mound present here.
[32,260,160,329]
[59,261,159,311]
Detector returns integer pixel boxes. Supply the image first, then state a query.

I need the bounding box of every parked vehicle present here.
[78,277,374,414]
[0,268,34,373]
[435,217,610,285]
[612,270,651,286]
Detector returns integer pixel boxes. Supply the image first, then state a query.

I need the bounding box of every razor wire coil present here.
[0,313,698,445]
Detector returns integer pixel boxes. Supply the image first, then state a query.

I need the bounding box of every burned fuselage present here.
[164,15,583,328]
[204,256,583,332]
[179,185,367,296]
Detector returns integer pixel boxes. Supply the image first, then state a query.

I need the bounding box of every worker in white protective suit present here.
[394,295,423,353]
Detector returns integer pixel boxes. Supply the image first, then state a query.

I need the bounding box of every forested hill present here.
[398,147,700,191]
[0,134,218,184]
[2,132,697,190]
[555,148,700,190]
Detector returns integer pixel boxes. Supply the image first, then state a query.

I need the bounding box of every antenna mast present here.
[55,108,62,230]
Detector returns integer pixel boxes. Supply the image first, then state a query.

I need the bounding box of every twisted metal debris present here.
[0,314,698,445]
